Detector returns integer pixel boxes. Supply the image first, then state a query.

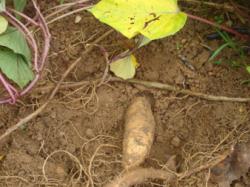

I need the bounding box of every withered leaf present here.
[211,142,250,187]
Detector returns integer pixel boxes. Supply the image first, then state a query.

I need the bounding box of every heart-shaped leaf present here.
[0,48,34,88]
[89,0,187,40]
[0,15,8,34]
[110,55,139,79]
[0,27,31,63]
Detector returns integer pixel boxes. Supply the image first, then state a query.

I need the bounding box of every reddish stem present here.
[0,73,17,104]
[0,0,51,104]
[4,11,39,72]
[186,13,250,41]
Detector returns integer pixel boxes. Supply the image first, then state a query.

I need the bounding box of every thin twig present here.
[47,6,91,25]
[35,77,250,103]
[186,13,250,41]
[180,0,234,11]
[113,78,250,103]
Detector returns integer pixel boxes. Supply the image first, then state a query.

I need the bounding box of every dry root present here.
[105,167,176,187]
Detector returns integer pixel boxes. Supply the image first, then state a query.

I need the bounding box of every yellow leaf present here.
[0,15,8,34]
[89,0,187,40]
[141,12,187,40]
[110,55,139,79]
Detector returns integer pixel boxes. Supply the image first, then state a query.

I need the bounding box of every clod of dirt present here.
[123,93,156,169]
[171,136,181,147]
[143,70,160,81]
[210,142,250,187]
[174,73,185,85]
[3,150,68,180]
[194,50,210,69]
[86,128,95,138]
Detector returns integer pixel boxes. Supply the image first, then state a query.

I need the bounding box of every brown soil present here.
[0,1,250,187]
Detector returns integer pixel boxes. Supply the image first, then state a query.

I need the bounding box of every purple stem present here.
[32,0,51,71]
[0,0,51,104]
[8,8,39,27]
[186,13,250,41]
[0,73,16,104]
[4,11,39,72]
[20,74,40,95]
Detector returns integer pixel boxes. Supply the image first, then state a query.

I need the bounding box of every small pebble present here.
[181,39,187,44]
[208,72,215,76]
[75,15,82,23]
[36,133,43,141]
[86,128,95,138]
[171,136,181,147]
[51,111,56,119]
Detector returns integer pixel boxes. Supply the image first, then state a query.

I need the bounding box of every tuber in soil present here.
[122,94,156,169]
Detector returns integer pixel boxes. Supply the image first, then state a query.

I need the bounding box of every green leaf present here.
[209,43,229,61]
[241,79,250,85]
[0,0,5,12]
[0,48,34,88]
[13,0,27,12]
[110,55,138,79]
[214,15,224,24]
[0,27,31,63]
[217,30,231,44]
[246,66,250,74]
[89,0,187,40]
[0,15,8,34]
[213,60,222,65]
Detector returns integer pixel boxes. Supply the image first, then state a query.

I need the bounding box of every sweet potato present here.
[122,94,156,169]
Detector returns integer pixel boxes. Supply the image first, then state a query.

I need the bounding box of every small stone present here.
[51,111,56,119]
[86,128,95,138]
[171,136,181,147]
[181,39,187,44]
[208,72,214,76]
[75,15,82,23]
[36,133,43,141]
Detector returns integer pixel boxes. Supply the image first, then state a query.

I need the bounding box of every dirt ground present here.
[0,0,250,186]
